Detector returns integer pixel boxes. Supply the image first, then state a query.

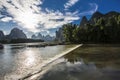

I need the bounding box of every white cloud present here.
[64,0,79,10]
[0,0,80,33]
[89,3,98,14]
[0,17,12,22]
[79,3,98,16]
[0,0,98,35]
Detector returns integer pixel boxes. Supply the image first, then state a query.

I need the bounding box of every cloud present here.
[0,14,3,18]
[0,0,80,33]
[79,3,98,16]
[0,17,12,22]
[64,0,79,10]
[0,0,98,35]
[89,3,98,14]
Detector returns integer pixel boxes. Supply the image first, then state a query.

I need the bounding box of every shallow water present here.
[0,43,76,80]
[40,44,120,80]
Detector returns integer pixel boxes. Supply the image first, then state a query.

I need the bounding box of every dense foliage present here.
[63,12,120,43]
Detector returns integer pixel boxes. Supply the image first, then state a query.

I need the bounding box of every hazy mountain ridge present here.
[55,28,64,42]
[0,28,27,40]
[80,11,120,27]
[31,33,55,42]
[0,28,45,43]
[7,28,27,39]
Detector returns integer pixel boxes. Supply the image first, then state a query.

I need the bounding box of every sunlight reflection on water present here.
[24,49,36,66]
[0,43,76,80]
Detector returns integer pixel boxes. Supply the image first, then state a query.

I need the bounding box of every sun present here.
[17,10,40,32]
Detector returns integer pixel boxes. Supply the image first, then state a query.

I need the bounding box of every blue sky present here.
[0,0,120,37]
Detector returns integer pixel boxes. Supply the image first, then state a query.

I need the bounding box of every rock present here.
[80,16,88,27]
[43,35,55,41]
[8,28,27,39]
[38,33,43,39]
[80,11,120,26]
[31,34,36,39]
[31,33,55,41]
[89,11,104,24]
[55,28,64,42]
[105,11,120,17]
[0,30,5,40]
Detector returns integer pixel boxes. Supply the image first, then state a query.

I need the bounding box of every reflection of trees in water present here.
[40,45,120,80]
[64,45,120,68]
[64,50,81,63]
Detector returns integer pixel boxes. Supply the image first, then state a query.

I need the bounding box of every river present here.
[0,43,79,80]
[39,44,120,80]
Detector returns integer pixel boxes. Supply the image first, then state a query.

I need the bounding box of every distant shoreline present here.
[0,38,44,44]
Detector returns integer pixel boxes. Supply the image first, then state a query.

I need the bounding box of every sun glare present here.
[24,49,35,66]
[17,10,39,32]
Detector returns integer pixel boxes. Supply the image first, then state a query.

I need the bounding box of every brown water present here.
[40,44,120,80]
[0,43,76,80]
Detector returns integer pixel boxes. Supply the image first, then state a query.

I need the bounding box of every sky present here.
[0,0,120,37]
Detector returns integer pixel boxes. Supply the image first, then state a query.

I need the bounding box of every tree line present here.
[62,12,120,43]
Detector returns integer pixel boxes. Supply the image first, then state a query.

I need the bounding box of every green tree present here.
[63,23,77,42]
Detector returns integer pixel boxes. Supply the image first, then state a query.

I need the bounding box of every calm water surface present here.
[40,44,120,80]
[0,43,76,80]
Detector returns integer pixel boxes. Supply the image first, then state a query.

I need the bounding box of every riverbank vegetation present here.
[63,11,120,43]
